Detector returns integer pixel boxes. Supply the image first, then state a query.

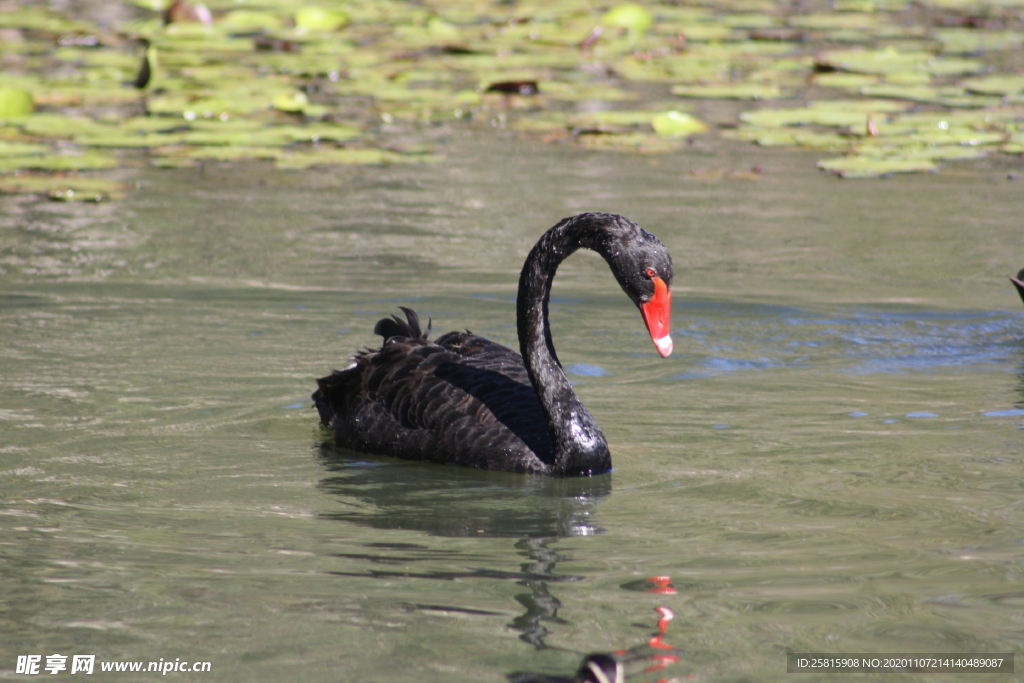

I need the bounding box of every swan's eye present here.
[645,268,656,278]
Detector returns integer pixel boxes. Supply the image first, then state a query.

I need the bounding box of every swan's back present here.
[313,308,556,473]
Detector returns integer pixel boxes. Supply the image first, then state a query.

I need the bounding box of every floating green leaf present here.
[426,17,461,41]
[575,132,685,154]
[788,13,884,29]
[150,155,200,169]
[816,47,984,75]
[16,115,118,139]
[0,8,94,33]
[736,129,852,149]
[602,4,654,37]
[651,111,710,137]
[272,91,310,113]
[671,83,783,100]
[275,148,442,169]
[960,74,1024,96]
[569,111,655,129]
[0,175,127,201]
[220,11,284,32]
[0,141,47,157]
[853,142,990,160]
[935,29,1023,54]
[812,73,880,89]
[0,151,118,173]
[0,88,34,118]
[179,146,286,161]
[75,132,189,148]
[740,108,869,128]
[859,84,1003,108]
[817,155,937,178]
[294,7,350,32]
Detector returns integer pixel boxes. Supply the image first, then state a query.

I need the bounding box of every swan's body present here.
[313,213,673,476]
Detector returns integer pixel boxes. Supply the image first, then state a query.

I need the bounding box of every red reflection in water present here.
[647,606,675,650]
[645,575,677,595]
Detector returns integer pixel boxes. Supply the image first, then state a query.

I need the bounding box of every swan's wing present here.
[316,328,553,473]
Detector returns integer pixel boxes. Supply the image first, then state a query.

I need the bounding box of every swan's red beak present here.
[640,276,673,358]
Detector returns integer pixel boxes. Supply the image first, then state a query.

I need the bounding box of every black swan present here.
[313,213,673,476]
[1011,268,1024,306]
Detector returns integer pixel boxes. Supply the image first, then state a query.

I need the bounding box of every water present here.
[2,135,1023,682]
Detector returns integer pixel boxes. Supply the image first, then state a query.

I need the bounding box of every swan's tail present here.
[313,364,357,431]
[373,306,431,342]
[313,307,430,431]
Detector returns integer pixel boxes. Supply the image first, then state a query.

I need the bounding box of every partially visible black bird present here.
[313,212,674,476]
[510,653,624,683]
[1011,268,1024,306]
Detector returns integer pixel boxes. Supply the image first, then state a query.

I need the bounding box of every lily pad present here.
[741,129,852,149]
[671,83,783,100]
[935,29,1023,54]
[817,155,937,178]
[859,84,1002,107]
[275,148,442,169]
[179,146,286,161]
[816,47,984,75]
[425,17,461,41]
[219,11,284,32]
[853,142,990,160]
[651,111,710,137]
[601,4,654,37]
[0,8,94,33]
[0,88,34,118]
[0,141,48,157]
[509,113,571,134]
[889,129,1006,145]
[75,132,189,148]
[150,155,201,169]
[740,107,871,128]
[788,13,885,29]
[294,8,350,32]
[0,175,128,201]
[0,151,118,173]
[569,111,657,129]
[16,115,118,139]
[960,74,1024,96]
[671,25,735,41]
[812,73,880,89]
[574,132,685,154]
[148,91,285,118]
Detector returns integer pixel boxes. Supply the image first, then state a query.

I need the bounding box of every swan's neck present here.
[517,217,611,476]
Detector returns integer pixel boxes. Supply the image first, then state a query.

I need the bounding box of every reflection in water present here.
[317,444,610,539]
[318,443,612,654]
[510,538,572,648]
[510,607,685,683]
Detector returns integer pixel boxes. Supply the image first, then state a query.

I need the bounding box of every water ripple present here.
[671,303,1023,378]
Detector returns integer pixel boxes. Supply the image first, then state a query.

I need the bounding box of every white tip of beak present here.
[653,334,673,358]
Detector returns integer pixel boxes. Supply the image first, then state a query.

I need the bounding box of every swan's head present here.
[602,220,674,358]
